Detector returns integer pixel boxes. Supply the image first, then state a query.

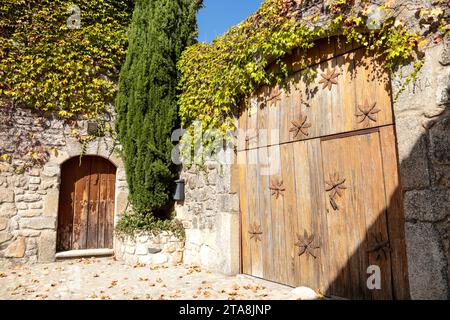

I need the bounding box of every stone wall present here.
[114,232,185,266]
[0,107,129,267]
[392,39,450,299]
[175,161,240,275]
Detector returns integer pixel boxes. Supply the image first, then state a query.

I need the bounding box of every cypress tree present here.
[116,0,201,216]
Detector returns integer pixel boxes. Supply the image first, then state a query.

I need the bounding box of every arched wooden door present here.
[57,156,116,252]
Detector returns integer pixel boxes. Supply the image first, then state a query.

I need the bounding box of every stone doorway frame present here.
[39,140,129,262]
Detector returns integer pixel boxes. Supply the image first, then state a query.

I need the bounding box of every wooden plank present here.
[267,86,281,147]
[72,157,91,250]
[257,87,268,149]
[237,101,249,151]
[247,93,259,150]
[87,157,100,249]
[379,125,411,299]
[253,148,265,278]
[280,142,297,286]
[97,159,108,249]
[290,37,337,73]
[258,146,275,281]
[353,49,393,131]
[305,139,329,293]
[270,144,287,285]
[360,132,393,300]
[105,161,116,249]
[238,150,251,274]
[57,158,76,252]
[247,148,263,277]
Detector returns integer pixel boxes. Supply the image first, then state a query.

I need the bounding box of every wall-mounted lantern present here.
[174,179,185,201]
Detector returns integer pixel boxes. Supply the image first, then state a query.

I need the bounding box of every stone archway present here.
[37,139,129,261]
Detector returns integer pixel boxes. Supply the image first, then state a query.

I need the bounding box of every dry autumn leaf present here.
[203,291,211,298]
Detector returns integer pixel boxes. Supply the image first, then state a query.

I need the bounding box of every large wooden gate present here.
[57,156,116,252]
[237,38,410,299]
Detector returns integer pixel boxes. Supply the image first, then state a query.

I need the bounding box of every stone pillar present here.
[177,161,240,275]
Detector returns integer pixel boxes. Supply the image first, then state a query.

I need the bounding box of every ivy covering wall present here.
[0,0,133,118]
[115,0,201,217]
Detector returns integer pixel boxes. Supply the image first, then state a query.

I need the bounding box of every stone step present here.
[55,249,114,260]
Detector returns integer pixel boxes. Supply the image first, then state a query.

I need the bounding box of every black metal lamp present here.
[174,179,185,201]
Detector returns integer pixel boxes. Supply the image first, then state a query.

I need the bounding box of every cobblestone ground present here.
[0,257,295,300]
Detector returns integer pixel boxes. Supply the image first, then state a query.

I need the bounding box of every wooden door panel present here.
[320,130,393,299]
[289,37,358,73]
[237,49,394,152]
[282,49,393,145]
[57,156,116,252]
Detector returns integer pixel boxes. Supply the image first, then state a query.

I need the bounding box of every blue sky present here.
[197,0,263,43]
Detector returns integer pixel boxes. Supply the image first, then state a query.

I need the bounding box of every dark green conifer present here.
[116,0,201,215]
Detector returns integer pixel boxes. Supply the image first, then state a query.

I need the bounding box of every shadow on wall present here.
[326,105,450,300]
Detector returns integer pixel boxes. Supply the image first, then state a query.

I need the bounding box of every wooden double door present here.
[57,156,116,252]
[237,38,410,299]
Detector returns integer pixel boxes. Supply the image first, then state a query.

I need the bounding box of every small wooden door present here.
[57,156,116,252]
[237,37,410,299]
